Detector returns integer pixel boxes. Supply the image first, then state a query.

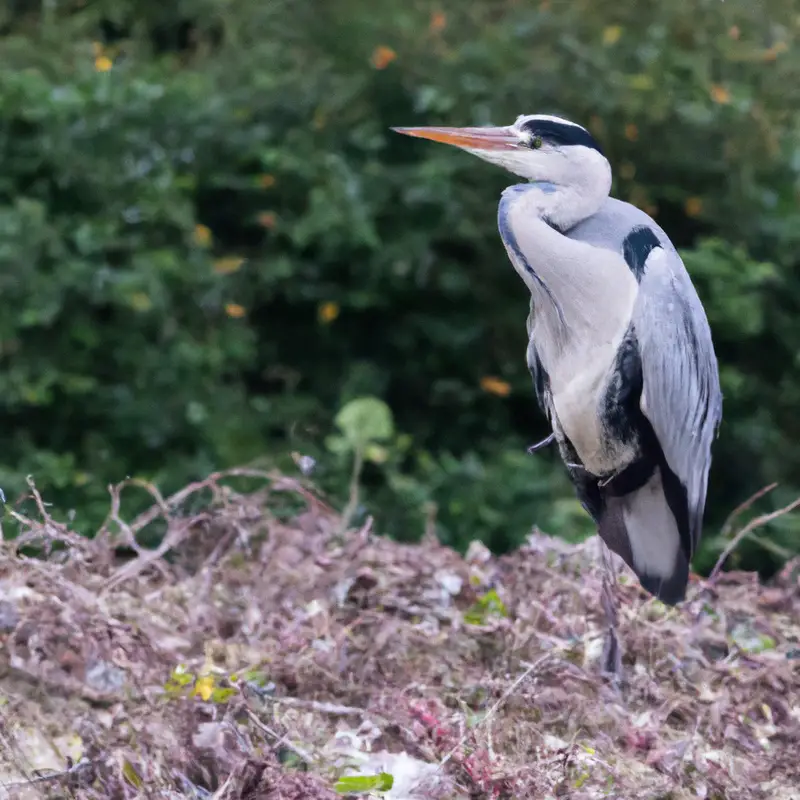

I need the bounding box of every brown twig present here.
[710,491,800,581]
[245,709,315,765]
[0,757,92,792]
[101,514,209,593]
[7,477,91,555]
[718,482,778,540]
[123,467,333,537]
[267,696,366,716]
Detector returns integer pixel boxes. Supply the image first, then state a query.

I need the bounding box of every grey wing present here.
[525,297,550,419]
[632,245,722,554]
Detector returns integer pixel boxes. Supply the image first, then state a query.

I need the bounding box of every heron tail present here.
[598,466,690,606]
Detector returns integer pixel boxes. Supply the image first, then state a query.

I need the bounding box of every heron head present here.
[393,114,610,193]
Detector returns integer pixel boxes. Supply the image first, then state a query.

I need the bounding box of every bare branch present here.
[710,492,800,581]
[718,482,778,540]
[245,709,315,765]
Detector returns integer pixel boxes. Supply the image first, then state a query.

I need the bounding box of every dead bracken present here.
[0,470,796,799]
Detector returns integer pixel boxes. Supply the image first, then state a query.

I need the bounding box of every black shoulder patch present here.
[622,226,661,282]
[602,327,643,445]
[519,118,604,156]
[559,436,604,523]
[527,345,550,418]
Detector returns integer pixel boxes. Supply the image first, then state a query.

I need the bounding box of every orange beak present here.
[391,125,520,151]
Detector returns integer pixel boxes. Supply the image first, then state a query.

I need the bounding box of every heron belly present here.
[551,359,637,476]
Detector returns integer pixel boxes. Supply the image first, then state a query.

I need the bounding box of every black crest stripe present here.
[520,118,605,155]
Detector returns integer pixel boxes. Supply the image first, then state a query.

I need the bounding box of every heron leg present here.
[527,432,555,454]
[599,541,623,684]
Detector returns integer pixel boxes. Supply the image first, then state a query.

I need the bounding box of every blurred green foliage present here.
[0,0,799,575]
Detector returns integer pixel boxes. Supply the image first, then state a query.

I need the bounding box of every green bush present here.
[0,0,798,575]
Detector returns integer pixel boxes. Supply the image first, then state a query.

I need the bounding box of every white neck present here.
[523,148,611,230]
[471,141,612,230]
[497,155,617,348]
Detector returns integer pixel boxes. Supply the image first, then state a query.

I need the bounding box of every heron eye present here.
[530,135,543,150]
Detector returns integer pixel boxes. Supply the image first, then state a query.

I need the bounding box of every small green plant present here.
[729,623,777,655]
[163,664,195,697]
[163,664,237,704]
[463,588,509,625]
[333,772,394,794]
[326,397,395,531]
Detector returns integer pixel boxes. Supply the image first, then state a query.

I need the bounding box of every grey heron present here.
[393,115,722,626]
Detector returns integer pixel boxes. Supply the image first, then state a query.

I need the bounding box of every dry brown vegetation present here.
[0,470,797,799]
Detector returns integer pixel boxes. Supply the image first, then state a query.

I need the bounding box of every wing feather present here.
[632,245,722,555]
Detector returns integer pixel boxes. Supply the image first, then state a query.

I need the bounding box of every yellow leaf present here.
[710,84,731,104]
[225,303,246,319]
[685,197,703,218]
[371,46,397,70]
[624,123,639,142]
[258,174,276,188]
[193,224,212,247]
[603,26,622,46]
[122,759,143,788]
[318,301,340,324]
[214,257,245,275]
[430,11,447,32]
[480,376,512,397]
[129,292,152,312]
[95,55,113,72]
[194,675,214,701]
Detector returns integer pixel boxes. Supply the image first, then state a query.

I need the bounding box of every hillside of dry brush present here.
[0,470,796,799]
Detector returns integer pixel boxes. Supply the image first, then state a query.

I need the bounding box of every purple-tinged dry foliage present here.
[0,471,796,799]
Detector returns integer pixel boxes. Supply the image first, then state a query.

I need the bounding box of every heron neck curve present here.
[496,174,616,345]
